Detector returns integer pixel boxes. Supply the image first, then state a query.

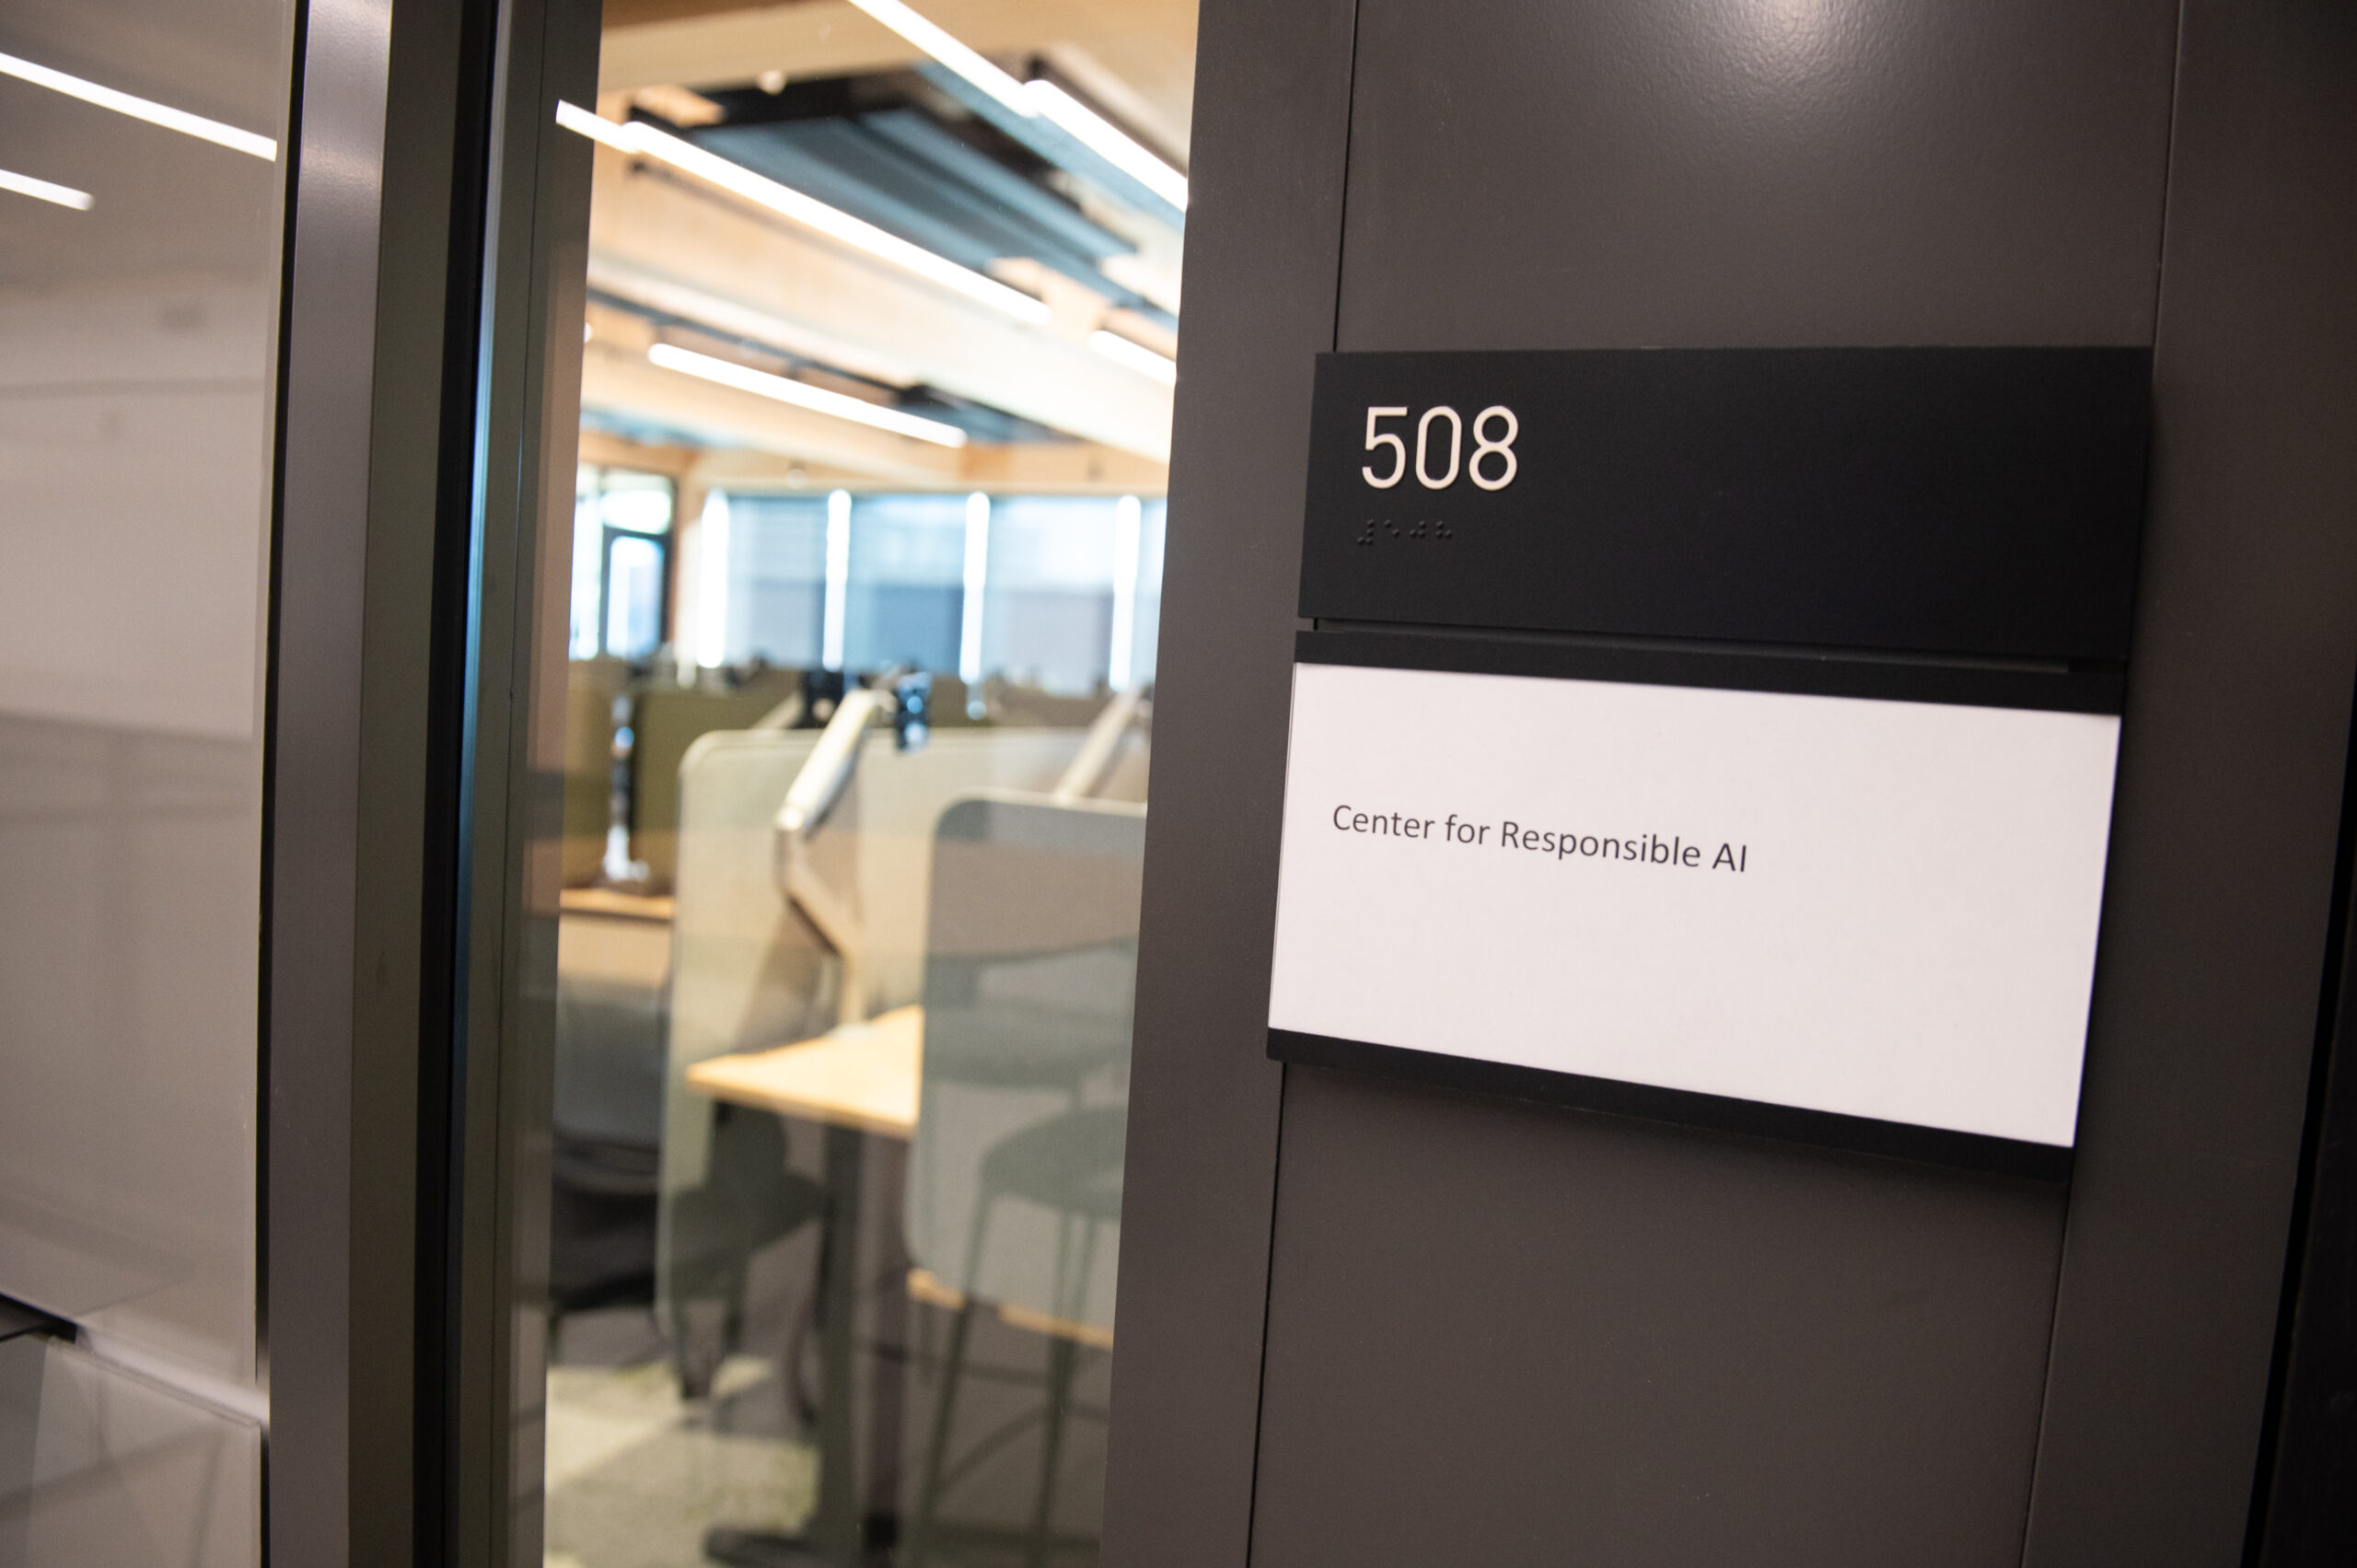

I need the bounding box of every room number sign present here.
[1359,404,1519,490]
[1275,347,2154,1176]
[1298,347,2150,657]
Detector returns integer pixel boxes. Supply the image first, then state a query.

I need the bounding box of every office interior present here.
[546,8,1184,1562]
[0,0,2352,1565]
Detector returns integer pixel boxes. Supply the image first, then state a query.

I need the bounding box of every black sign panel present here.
[1300,348,2151,662]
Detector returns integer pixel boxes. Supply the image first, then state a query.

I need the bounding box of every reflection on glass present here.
[0,22,292,1546]
[0,1329,261,1566]
[543,4,1185,1559]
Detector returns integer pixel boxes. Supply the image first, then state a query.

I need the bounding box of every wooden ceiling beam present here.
[585,146,1174,459]
[579,328,1171,493]
[583,338,968,482]
[597,0,1198,153]
[577,426,702,476]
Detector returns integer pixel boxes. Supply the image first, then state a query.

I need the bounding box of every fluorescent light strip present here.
[0,50,275,159]
[842,0,1034,120]
[554,99,637,151]
[0,166,91,210]
[1023,80,1188,211]
[648,342,970,449]
[834,0,1189,213]
[1088,330,1178,387]
[588,255,922,388]
[556,101,1048,325]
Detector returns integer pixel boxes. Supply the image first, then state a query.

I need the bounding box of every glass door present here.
[486,3,1194,1563]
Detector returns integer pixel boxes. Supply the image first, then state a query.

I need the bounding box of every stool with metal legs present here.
[900,792,1144,1568]
[661,1102,825,1400]
[907,1104,1124,1568]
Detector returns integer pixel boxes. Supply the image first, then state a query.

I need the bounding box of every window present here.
[573,466,675,659]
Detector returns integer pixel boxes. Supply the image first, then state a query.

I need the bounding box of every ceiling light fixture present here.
[842,0,1033,119]
[587,255,923,388]
[1022,80,1188,211]
[0,50,276,159]
[556,100,1050,325]
[648,342,970,448]
[0,166,92,211]
[1088,330,1177,387]
[837,0,1188,211]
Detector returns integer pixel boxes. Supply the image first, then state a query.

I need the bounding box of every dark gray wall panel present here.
[1096,0,1359,1563]
[2023,3,2357,1562]
[1335,0,2177,350]
[1123,0,2357,1558]
[1252,1072,2064,1568]
[1249,0,2181,1561]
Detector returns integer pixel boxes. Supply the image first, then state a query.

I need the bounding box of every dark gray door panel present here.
[1096,1,1361,1567]
[1250,0,2180,1562]
[1334,0,2177,351]
[1252,1070,2063,1568]
[1107,0,2357,1561]
[2022,3,2357,1562]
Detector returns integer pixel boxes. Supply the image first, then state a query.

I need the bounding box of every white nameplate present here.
[1267,659,2122,1151]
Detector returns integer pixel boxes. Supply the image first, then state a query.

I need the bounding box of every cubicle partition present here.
[659,726,1097,1202]
[535,710,1150,1565]
[902,793,1145,1564]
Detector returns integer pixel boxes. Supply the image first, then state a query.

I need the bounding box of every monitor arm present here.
[772,684,895,1026]
[1052,685,1153,804]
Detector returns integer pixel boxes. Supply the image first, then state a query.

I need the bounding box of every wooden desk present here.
[685,1005,923,1141]
[682,1005,925,1563]
[557,886,676,922]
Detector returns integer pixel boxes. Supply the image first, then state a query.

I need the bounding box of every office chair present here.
[549,970,666,1323]
[662,1102,827,1400]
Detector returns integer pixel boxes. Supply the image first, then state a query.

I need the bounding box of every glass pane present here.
[0,0,294,1450]
[541,5,1185,1562]
[0,1330,261,1565]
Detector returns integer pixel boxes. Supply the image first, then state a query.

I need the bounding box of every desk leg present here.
[862,1139,909,1556]
[811,1120,864,1564]
[704,1121,865,1568]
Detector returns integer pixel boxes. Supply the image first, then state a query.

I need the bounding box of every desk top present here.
[558,887,677,923]
[685,1005,923,1140]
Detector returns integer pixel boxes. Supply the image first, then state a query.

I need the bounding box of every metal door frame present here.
[263,0,598,1561]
